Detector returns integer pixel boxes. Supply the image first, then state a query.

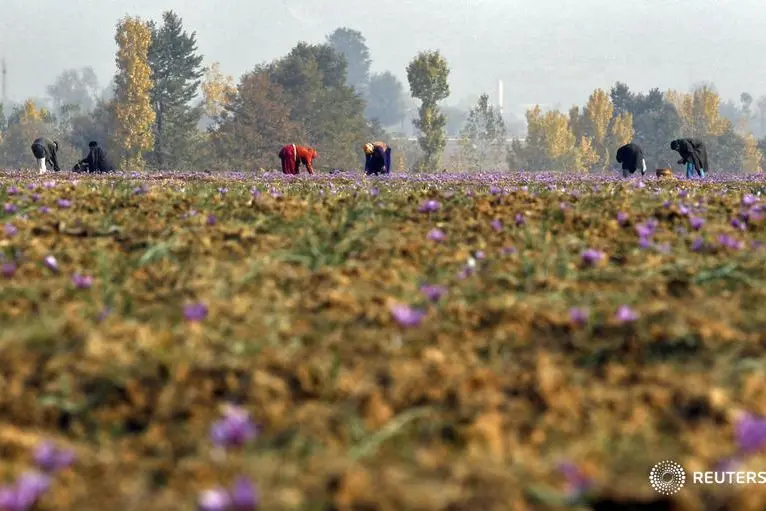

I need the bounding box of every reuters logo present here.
[649,460,687,495]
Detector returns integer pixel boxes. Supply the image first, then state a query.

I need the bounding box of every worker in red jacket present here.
[279,144,318,175]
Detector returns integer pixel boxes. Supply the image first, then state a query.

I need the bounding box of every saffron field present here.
[1,169,766,510]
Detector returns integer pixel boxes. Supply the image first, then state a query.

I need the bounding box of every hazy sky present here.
[3,0,766,116]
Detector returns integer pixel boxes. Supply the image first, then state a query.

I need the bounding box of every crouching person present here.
[279,144,317,175]
[616,142,646,178]
[363,141,391,175]
[75,141,115,173]
[30,137,60,174]
[671,138,708,179]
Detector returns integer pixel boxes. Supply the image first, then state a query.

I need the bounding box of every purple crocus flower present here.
[718,234,744,250]
[250,188,262,199]
[218,187,228,195]
[3,203,17,214]
[615,305,639,323]
[678,190,688,198]
[71,274,93,289]
[474,250,486,260]
[420,284,447,302]
[581,249,605,266]
[1,262,16,278]
[43,181,55,189]
[731,218,746,231]
[0,487,16,510]
[569,307,589,327]
[515,213,525,226]
[557,461,592,497]
[7,186,18,195]
[489,185,501,195]
[390,304,426,327]
[691,238,705,252]
[12,471,52,510]
[635,222,655,238]
[418,199,440,213]
[198,488,232,511]
[206,214,217,226]
[734,412,766,454]
[4,223,17,237]
[30,194,40,202]
[689,216,704,230]
[230,477,259,510]
[43,256,58,272]
[616,212,629,225]
[489,219,503,232]
[678,205,690,216]
[56,199,71,209]
[369,187,379,197]
[210,406,258,448]
[39,206,50,214]
[427,228,446,242]
[184,303,208,322]
[34,441,75,473]
[742,194,758,207]
[501,246,516,255]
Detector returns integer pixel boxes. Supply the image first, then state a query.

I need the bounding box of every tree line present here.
[0,12,763,173]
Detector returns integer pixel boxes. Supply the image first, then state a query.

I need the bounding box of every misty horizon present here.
[3,0,766,118]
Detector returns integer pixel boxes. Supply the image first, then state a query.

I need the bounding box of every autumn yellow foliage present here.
[743,133,763,173]
[113,16,155,171]
[201,62,236,119]
[666,86,730,137]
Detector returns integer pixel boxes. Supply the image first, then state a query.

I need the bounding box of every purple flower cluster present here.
[198,478,259,511]
[418,199,440,213]
[581,249,605,266]
[420,284,447,302]
[735,412,766,454]
[184,303,209,321]
[390,304,426,327]
[0,442,75,511]
[427,228,446,242]
[71,273,93,289]
[210,406,259,449]
[200,406,260,510]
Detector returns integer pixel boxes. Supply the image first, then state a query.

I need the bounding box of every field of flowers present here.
[1,169,766,510]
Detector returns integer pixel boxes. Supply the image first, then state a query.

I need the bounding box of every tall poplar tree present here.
[113,16,155,170]
[148,11,204,168]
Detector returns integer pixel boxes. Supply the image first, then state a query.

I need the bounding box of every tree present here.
[364,72,406,127]
[0,104,5,142]
[406,50,450,171]
[757,96,766,137]
[211,68,301,170]
[113,16,156,170]
[326,28,371,92]
[0,98,79,169]
[607,112,634,153]
[665,85,728,138]
[609,82,635,117]
[584,88,613,168]
[458,93,506,171]
[743,133,762,173]
[201,62,236,121]
[148,11,204,168]
[632,102,681,169]
[69,101,117,155]
[708,125,744,171]
[45,67,100,116]
[268,42,371,169]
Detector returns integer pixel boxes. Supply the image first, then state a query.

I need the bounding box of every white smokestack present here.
[498,79,504,115]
